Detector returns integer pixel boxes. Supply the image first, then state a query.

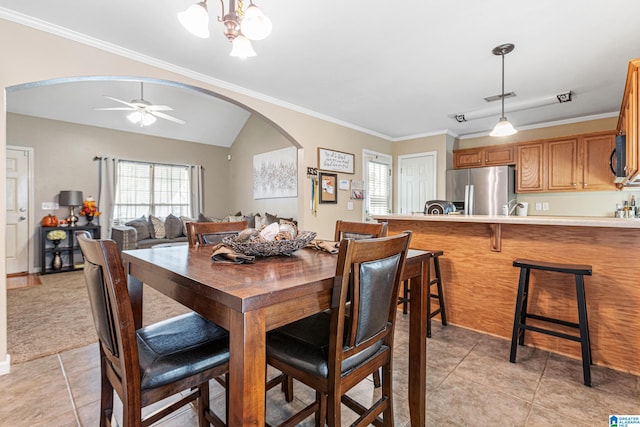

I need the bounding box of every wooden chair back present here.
[334,220,388,241]
[186,220,248,247]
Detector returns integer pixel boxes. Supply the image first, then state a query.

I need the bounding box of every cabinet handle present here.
[572,183,577,186]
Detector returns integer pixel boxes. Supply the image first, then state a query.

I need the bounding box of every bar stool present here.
[398,250,447,338]
[510,258,593,386]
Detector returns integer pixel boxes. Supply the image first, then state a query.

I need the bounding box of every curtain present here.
[98,157,118,239]
[190,165,204,218]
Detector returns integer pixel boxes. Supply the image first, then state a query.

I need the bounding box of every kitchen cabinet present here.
[546,133,616,192]
[547,138,579,191]
[516,132,616,193]
[40,225,100,274]
[516,142,545,192]
[453,145,515,168]
[617,58,640,184]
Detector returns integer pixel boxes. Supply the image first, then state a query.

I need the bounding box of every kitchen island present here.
[374,214,640,375]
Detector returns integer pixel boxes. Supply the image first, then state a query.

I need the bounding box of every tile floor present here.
[1,314,638,426]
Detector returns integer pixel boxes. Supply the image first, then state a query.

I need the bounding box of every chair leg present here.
[372,369,381,388]
[427,278,432,338]
[99,355,114,427]
[198,381,210,427]
[327,387,342,427]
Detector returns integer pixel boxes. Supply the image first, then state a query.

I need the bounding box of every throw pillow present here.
[149,215,166,239]
[179,216,194,236]
[125,216,152,241]
[198,213,223,222]
[164,213,183,239]
[265,212,296,225]
[255,214,268,229]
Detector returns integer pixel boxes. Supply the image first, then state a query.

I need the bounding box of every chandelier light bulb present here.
[241,4,272,40]
[229,35,257,58]
[178,2,210,38]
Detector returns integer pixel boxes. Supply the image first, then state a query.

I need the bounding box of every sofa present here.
[111,212,295,253]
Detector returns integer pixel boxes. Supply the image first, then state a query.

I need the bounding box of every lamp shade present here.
[178,2,210,38]
[59,191,84,206]
[490,118,518,137]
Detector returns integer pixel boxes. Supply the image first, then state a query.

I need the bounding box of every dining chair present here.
[266,232,411,426]
[186,220,248,247]
[76,231,230,427]
[334,219,388,388]
[333,219,387,241]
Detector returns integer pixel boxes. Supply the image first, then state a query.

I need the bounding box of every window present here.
[363,151,392,219]
[114,161,191,223]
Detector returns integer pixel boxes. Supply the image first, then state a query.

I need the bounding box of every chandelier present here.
[178,0,272,58]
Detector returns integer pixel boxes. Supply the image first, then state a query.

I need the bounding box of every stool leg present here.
[433,255,447,326]
[427,276,432,338]
[510,267,530,363]
[575,274,592,387]
[518,268,531,346]
[402,280,409,315]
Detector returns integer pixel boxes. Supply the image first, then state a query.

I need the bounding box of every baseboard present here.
[0,354,11,376]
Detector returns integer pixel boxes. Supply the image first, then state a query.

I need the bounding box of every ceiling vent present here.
[484,92,516,103]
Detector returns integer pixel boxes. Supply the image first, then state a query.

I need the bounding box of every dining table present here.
[122,244,429,426]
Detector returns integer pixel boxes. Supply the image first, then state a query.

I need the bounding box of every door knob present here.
[19,207,26,212]
[19,216,26,221]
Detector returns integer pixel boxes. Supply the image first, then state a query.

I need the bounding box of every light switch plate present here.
[347,202,354,210]
[42,202,59,210]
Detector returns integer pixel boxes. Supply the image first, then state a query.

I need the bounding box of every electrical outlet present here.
[42,202,59,210]
[542,202,549,211]
[535,202,542,211]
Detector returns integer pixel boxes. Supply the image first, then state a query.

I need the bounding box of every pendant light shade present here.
[490,43,517,137]
[229,35,257,58]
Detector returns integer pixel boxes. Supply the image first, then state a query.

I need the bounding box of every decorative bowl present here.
[223,230,317,257]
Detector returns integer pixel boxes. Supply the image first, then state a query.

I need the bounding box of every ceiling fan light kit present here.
[95,82,185,127]
[490,43,518,137]
[178,0,272,58]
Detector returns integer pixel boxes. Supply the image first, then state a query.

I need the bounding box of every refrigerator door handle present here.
[465,184,475,215]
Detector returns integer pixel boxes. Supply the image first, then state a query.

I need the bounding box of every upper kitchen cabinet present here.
[547,133,616,192]
[454,145,515,168]
[617,58,640,185]
[516,142,546,192]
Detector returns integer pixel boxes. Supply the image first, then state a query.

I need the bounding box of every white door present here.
[398,152,437,214]
[6,148,31,274]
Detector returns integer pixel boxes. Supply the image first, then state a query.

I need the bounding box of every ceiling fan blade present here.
[146,105,173,111]
[94,107,134,111]
[152,111,186,125]
[102,95,138,109]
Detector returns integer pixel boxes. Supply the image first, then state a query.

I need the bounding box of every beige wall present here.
[229,115,297,219]
[0,18,391,369]
[7,113,231,271]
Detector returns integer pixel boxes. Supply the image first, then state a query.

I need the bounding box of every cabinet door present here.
[454,148,483,168]
[547,138,579,191]
[516,143,545,192]
[582,134,616,190]
[484,145,515,166]
[625,69,639,180]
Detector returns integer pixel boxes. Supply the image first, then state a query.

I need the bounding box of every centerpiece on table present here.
[78,196,101,224]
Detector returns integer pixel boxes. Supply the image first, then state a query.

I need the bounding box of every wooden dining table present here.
[123,244,428,426]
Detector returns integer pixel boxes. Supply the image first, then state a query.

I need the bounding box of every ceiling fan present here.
[95,82,185,127]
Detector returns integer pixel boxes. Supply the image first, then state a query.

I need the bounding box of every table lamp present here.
[59,190,83,227]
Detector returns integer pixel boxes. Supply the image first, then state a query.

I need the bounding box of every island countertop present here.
[378,214,640,376]
[373,213,640,229]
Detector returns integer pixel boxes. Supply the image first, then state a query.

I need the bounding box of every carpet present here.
[7,270,190,364]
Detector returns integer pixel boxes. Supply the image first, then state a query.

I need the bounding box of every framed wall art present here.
[318,148,354,174]
[319,172,338,203]
[253,146,297,199]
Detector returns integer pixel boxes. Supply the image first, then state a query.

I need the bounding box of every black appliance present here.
[610,134,626,183]
[423,200,457,215]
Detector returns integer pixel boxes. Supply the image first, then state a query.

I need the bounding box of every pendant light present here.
[490,43,518,137]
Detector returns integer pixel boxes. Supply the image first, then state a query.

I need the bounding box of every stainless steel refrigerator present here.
[445,165,515,215]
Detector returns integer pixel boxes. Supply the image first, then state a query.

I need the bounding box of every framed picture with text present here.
[318,148,354,174]
[319,172,338,203]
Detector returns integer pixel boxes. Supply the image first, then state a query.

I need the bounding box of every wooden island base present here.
[383,216,640,375]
